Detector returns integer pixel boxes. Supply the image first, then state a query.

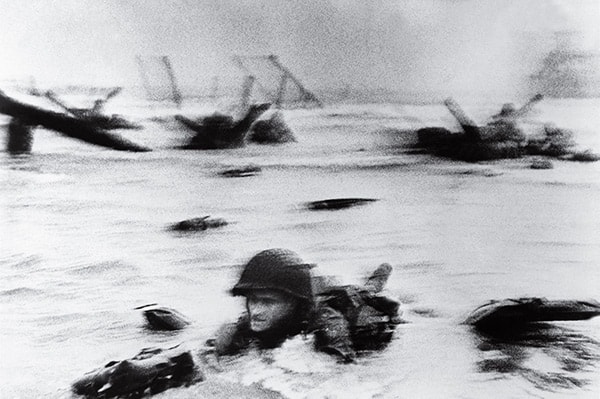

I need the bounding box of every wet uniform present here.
[210,284,401,362]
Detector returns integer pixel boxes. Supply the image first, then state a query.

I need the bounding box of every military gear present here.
[72,345,202,398]
[313,263,401,360]
[214,256,401,363]
[231,248,314,301]
[315,283,400,355]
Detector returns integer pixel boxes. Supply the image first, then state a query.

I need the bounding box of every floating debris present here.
[305,198,378,211]
[563,150,600,162]
[530,158,554,169]
[464,297,600,332]
[135,304,190,331]
[169,216,228,232]
[449,168,502,177]
[72,345,202,398]
[219,165,262,178]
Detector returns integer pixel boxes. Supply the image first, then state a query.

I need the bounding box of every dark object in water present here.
[7,117,34,154]
[530,158,553,169]
[248,110,296,144]
[416,96,547,162]
[136,304,191,330]
[72,345,202,398]
[465,297,600,331]
[78,114,142,131]
[305,198,378,211]
[0,90,150,152]
[416,127,524,162]
[525,125,576,157]
[563,150,600,162]
[169,216,228,232]
[219,165,262,178]
[176,103,271,150]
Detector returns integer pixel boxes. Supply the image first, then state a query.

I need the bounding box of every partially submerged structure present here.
[44,88,142,130]
[175,102,270,149]
[138,54,313,147]
[234,54,323,144]
[232,54,322,110]
[416,95,597,163]
[0,90,150,153]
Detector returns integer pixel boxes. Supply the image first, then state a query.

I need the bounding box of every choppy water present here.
[1,97,599,398]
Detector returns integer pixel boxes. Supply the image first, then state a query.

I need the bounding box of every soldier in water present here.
[71,249,402,397]
[207,248,402,363]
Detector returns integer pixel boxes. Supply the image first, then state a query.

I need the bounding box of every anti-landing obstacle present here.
[0,91,150,153]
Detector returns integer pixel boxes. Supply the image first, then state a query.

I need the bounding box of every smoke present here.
[0,0,597,100]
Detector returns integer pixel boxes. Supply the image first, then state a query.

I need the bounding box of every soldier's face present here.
[246,290,297,332]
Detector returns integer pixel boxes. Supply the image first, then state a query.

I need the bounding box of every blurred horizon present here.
[1,0,599,103]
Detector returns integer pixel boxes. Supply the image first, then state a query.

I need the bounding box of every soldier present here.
[207,248,402,363]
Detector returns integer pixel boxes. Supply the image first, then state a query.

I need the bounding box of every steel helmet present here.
[231,248,314,301]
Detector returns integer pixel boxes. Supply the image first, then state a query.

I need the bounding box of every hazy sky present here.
[1,0,598,97]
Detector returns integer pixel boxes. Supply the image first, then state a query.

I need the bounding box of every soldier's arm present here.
[313,305,355,363]
[207,314,252,357]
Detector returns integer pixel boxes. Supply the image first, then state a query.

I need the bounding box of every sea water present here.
[1,97,599,398]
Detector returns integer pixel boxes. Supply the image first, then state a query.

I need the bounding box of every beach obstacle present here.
[0,90,150,153]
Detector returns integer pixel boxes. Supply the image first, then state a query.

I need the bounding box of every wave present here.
[0,254,42,269]
[67,260,140,276]
[0,286,44,298]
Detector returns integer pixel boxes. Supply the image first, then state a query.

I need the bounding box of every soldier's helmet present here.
[231,248,314,301]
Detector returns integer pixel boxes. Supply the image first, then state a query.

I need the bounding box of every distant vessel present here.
[529,32,600,98]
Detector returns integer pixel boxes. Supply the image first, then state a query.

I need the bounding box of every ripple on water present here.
[0,254,42,269]
[67,260,140,277]
[0,286,45,299]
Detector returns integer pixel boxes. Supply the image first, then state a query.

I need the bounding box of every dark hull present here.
[465,298,600,330]
[417,127,523,162]
[0,92,150,152]
[175,115,245,150]
[306,198,378,211]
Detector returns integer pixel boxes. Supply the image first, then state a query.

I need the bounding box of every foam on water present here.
[1,99,599,398]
